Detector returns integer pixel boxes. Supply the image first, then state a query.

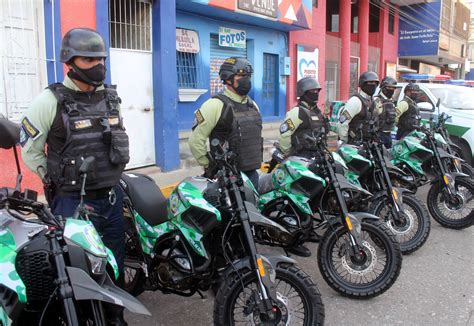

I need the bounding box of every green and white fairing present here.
[0,305,11,326]
[64,219,119,280]
[132,176,221,259]
[257,157,326,215]
[0,210,45,304]
[390,135,434,175]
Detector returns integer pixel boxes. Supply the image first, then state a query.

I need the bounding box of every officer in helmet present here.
[279,76,327,158]
[189,57,263,187]
[374,76,397,148]
[395,83,422,139]
[276,76,326,257]
[21,28,129,325]
[337,71,381,144]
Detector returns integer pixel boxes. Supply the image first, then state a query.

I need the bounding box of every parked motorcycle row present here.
[0,110,473,325]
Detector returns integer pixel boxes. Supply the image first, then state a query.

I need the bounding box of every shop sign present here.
[219,27,246,49]
[176,28,200,53]
[297,45,318,81]
[237,0,277,18]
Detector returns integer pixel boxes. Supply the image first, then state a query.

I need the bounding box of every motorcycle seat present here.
[120,173,168,226]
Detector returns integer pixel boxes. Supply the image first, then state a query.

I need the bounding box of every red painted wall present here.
[0,147,43,194]
[288,2,326,111]
[60,0,97,75]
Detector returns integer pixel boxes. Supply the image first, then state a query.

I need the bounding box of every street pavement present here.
[125,185,474,326]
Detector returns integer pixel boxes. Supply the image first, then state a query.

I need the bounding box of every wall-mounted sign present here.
[219,27,246,49]
[237,0,277,18]
[297,45,318,81]
[176,28,200,53]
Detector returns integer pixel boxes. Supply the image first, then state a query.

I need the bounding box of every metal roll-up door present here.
[209,34,247,96]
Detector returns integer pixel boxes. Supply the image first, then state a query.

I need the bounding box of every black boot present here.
[287,244,311,257]
[305,230,321,243]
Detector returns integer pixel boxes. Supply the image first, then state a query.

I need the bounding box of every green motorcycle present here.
[335,125,431,255]
[120,139,325,325]
[254,131,402,299]
[0,119,150,325]
[391,124,474,229]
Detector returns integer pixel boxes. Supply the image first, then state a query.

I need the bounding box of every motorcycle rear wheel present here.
[123,215,146,296]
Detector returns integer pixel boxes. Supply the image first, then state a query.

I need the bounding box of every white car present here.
[394,83,474,164]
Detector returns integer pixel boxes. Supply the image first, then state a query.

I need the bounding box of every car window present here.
[427,86,474,110]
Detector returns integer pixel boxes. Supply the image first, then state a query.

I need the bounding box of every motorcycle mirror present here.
[0,118,20,149]
[79,156,96,174]
[436,98,441,108]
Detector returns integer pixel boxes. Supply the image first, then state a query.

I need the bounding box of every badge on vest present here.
[108,117,120,126]
[21,117,41,140]
[73,119,93,130]
[311,116,319,121]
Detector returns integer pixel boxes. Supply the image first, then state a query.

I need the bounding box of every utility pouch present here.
[110,129,130,165]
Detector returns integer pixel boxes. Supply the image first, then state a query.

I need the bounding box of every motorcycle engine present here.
[156,248,193,291]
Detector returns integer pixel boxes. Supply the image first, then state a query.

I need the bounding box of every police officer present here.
[20,28,129,325]
[279,77,327,158]
[277,76,326,257]
[337,71,381,144]
[188,57,262,187]
[374,76,397,148]
[395,83,422,139]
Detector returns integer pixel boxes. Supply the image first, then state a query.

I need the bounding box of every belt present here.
[58,187,113,200]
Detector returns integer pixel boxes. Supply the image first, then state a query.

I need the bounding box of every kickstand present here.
[197,290,207,299]
[283,248,291,257]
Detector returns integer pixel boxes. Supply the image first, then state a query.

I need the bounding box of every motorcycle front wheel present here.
[427,177,474,229]
[370,194,431,254]
[214,264,325,326]
[317,219,402,299]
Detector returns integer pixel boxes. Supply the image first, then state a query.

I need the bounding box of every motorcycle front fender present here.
[66,267,151,316]
[245,201,290,234]
[438,148,462,161]
[434,172,470,193]
[335,173,373,197]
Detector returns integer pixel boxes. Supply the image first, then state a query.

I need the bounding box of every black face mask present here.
[302,91,319,107]
[68,62,107,87]
[409,92,419,101]
[361,84,377,96]
[382,88,395,98]
[235,76,252,95]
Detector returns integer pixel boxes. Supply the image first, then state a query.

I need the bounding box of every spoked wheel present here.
[427,177,474,229]
[214,264,324,326]
[123,212,146,296]
[317,219,402,299]
[370,194,431,254]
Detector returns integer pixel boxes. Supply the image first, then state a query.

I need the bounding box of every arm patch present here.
[21,117,41,140]
[339,111,351,124]
[195,110,205,125]
[279,119,296,134]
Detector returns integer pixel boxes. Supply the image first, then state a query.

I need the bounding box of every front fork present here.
[229,180,277,320]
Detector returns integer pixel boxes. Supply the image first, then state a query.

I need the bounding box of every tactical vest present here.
[375,95,396,132]
[46,83,130,193]
[397,96,421,138]
[348,94,379,142]
[291,104,326,156]
[210,94,263,171]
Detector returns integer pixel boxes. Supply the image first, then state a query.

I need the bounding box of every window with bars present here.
[109,0,152,51]
[177,52,199,88]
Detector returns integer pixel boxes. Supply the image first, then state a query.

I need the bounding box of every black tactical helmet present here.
[296,77,321,98]
[219,57,253,81]
[60,28,107,63]
[358,71,380,87]
[405,83,420,93]
[380,76,397,89]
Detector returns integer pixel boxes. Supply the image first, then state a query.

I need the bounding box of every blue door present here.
[261,53,279,117]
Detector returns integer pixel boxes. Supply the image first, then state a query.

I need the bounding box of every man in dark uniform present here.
[374,76,397,148]
[188,57,263,187]
[396,83,422,139]
[337,71,381,144]
[21,28,129,325]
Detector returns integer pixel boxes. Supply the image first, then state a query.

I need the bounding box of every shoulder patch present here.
[279,119,295,134]
[195,110,205,125]
[21,117,41,140]
[339,110,351,124]
[19,127,29,147]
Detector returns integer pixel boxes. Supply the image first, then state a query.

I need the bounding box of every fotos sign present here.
[219,27,246,49]
[176,28,200,53]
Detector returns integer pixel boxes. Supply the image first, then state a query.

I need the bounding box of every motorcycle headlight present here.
[86,252,107,275]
